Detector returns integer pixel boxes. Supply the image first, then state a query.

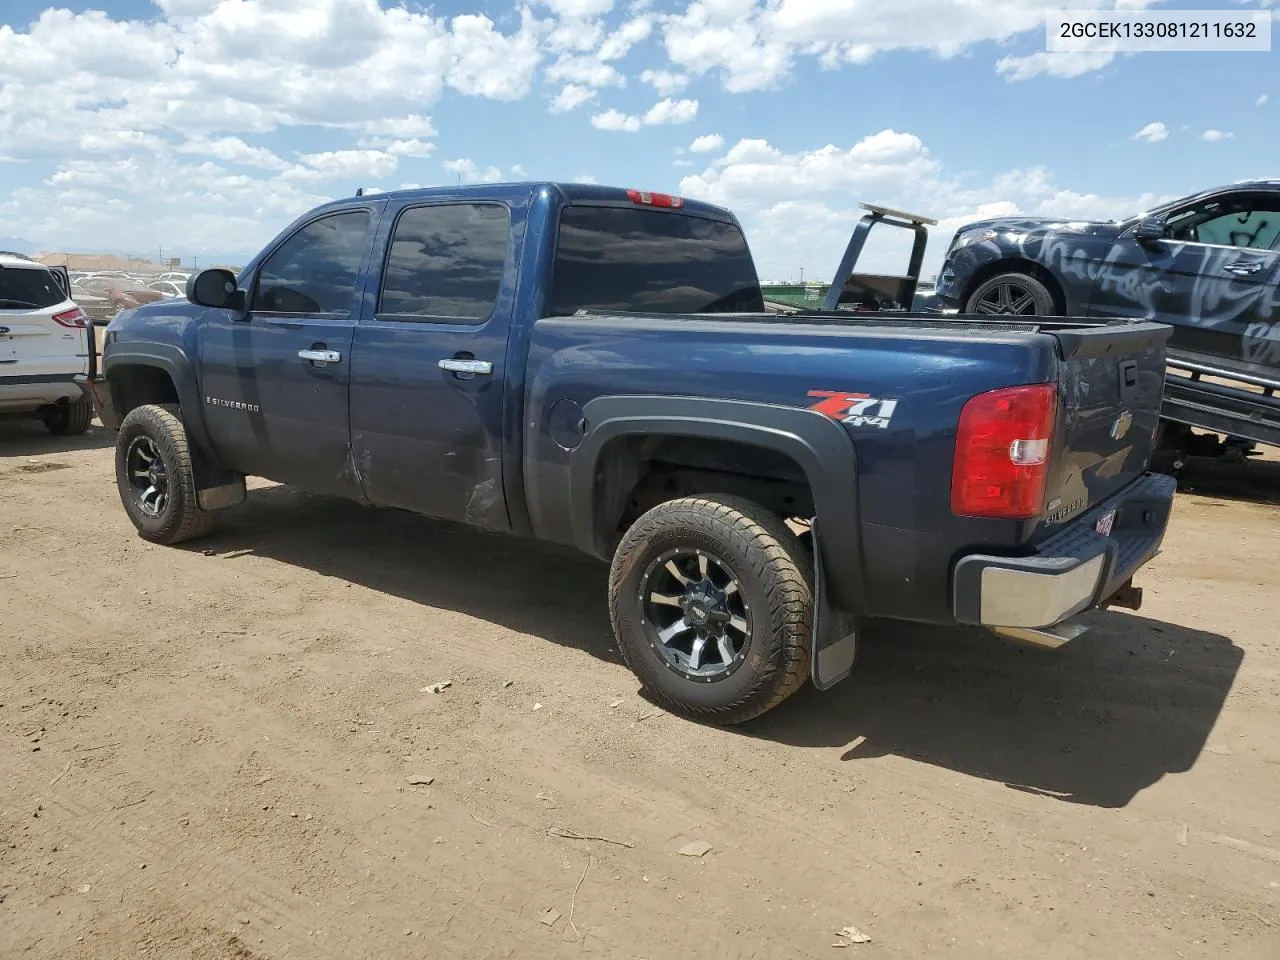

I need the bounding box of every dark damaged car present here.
[935,180,1280,455]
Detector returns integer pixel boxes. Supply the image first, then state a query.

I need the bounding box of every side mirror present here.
[187,268,244,310]
[1133,216,1167,243]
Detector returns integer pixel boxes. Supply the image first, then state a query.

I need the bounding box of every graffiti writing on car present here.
[1243,322,1280,367]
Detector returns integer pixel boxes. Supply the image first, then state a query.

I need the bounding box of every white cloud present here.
[383,139,436,158]
[0,2,543,161]
[690,133,725,153]
[1130,121,1168,143]
[640,69,690,95]
[546,54,626,88]
[1258,94,1270,107]
[676,129,1172,280]
[443,158,504,183]
[1201,129,1235,142]
[598,16,653,59]
[643,98,699,125]
[550,84,598,112]
[592,98,699,132]
[995,50,1116,82]
[177,135,289,170]
[660,0,1134,91]
[346,115,438,140]
[538,0,616,16]
[591,108,643,132]
[285,149,399,183]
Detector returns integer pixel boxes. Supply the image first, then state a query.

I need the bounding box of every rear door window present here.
[549,206,763,316]
[253,210,372,314]
[0,266,66,309]
[378,203,510,322]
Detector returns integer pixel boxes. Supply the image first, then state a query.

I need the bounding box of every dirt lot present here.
[2,422,1278,960]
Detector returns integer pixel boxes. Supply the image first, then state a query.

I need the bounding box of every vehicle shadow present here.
[204,485,620,664]
[1173,454,1280,505]
[204,486,1242,810]
[748,615,1243,809]
[0,419,114,457]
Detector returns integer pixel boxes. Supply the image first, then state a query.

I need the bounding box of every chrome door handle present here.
[438,358,493,375]
[298,349,342,363]
[1224,261,1263,276]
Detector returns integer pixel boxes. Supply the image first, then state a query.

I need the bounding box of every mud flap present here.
[809,520,858,690]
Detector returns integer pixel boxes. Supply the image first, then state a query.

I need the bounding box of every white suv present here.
[0,252,94,435]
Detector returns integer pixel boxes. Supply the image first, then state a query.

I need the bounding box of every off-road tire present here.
[115,403,219,545]
[45,393,94,436]
[609,495,813,725]
[964,271,1058,316]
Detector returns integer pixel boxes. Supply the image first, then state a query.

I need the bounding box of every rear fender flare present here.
[572,395,865,614]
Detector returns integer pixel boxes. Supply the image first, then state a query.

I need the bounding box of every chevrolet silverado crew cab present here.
[1,252,94,435]
[88,183,1176,724]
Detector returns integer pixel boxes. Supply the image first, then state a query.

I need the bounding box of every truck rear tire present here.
[964,271,1057,316]
[114,403,219,545]
[45,394,94,436]
[608,495,813,725]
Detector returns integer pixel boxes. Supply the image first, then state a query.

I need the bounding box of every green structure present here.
[759,282,830,310]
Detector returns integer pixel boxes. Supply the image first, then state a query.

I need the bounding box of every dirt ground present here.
[2,421,1278,960]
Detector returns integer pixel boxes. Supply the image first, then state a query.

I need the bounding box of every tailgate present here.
[0,313,59,362]
[1040,322,1171,528]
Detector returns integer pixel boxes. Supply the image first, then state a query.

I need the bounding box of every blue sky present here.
[0,0,1276,279]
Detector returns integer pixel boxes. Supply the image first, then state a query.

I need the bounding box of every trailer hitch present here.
[1101,580,1144,612]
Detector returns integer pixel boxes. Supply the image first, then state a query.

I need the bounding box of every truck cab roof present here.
[326,182,741,225]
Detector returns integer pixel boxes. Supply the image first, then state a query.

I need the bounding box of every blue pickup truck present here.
[87,182,1176,724]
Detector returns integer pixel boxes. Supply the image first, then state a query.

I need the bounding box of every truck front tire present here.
[608,495,813,725]
[114,403,219,545]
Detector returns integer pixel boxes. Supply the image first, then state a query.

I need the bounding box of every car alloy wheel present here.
[125,435,170,519]
[638,547,752,681]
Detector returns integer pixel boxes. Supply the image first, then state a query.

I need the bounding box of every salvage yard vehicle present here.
[86,182,1175,724]
[934,179,1280,460]
[0,251,95,435]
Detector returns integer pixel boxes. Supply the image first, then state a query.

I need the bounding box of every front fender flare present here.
[572,395,865,614]
[102,342,214,457]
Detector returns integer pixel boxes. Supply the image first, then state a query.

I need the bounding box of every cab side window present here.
[378,203,510,323]
[1165,198,1280,251]
[253,211,372,314]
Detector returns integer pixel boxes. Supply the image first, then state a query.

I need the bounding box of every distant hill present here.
[0,236,37,255]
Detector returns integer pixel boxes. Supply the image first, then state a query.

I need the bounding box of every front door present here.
[349,198,519,529]
[198,206,380,496]
[1088,192,1280,377]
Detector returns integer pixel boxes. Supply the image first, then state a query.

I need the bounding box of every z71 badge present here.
[807,391,899,430]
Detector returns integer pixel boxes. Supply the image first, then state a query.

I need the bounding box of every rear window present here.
[0,265,65,309]
[548,206,763,316]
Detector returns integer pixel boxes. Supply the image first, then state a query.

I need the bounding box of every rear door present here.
[197,207,378,495]
[348,198,519,529]
[1089,191,1280,378]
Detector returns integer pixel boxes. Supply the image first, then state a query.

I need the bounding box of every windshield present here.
[548,206,763,316]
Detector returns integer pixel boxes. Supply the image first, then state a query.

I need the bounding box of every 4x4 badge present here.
[807,391,899,429]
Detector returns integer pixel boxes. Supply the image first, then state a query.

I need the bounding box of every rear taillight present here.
[952,383,1057,519]
[52,307,88,328]
[626,189,684,209]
